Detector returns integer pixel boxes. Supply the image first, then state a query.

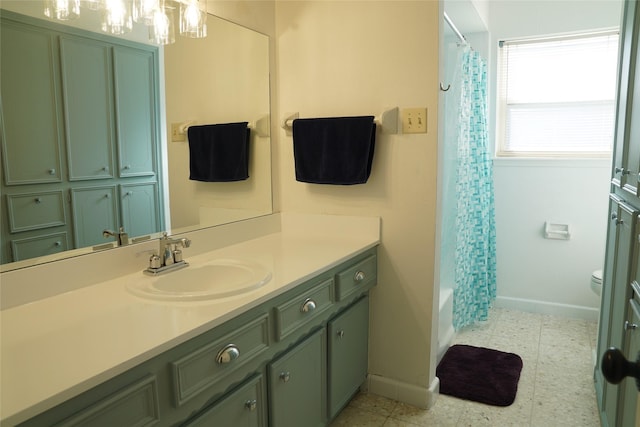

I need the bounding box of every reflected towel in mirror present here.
[188,122,250,182]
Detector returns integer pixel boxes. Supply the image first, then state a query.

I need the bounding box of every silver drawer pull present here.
[354,271,366,282]
[300,298,316,313]
[624,321,638,331]
[245,399,257,411]
[280,371,290,383]
[216,344,240,364]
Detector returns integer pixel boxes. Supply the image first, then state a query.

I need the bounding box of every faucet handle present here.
[181,238,191,248]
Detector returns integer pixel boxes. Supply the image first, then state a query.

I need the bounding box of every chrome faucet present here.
[144,232,191,275]
[103,227,129,246]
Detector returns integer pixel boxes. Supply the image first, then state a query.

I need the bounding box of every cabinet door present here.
[268,328,326,427]
[613,0,640,197]
[328,296,369,419]
[596,197,638,427]
[120,183,159,238]
[1,20,62,185]
[113,46,157,178]
[619,298,640,427]
[184,374,266,427]
[60,36,115,181]
[71,186,118,247]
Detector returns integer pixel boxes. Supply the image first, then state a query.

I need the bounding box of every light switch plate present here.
[171,123,186,142]
[401,108,427,134]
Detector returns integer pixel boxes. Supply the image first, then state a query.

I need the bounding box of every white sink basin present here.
[126,258,272,301]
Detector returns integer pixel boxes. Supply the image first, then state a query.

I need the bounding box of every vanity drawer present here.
[11,232,68,262]
[56,375,159,427]
[171,313,270,407]
[274,278,334,341]
[6,191,66,232]
[335,254,377,301]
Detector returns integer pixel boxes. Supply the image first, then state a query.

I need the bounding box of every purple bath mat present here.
[436,344,523,406]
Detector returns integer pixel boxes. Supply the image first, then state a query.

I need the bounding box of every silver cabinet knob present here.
[34,197,42,204]
[279,372,290,383]
[615,167,631,175]
[300,298,316,313]
[123,165,131,170]
[624,321,638,331]
[611,213,623,225]
[216,344,240,364]
[337,330,345,338]
[48,168,56,175]
[245,399,257,412]
[354,271,366,282]
[54,241,62,247]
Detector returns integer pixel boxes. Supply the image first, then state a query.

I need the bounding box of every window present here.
[497,31,619,157]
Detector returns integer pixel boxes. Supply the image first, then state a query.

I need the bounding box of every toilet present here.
[591,269,603,297]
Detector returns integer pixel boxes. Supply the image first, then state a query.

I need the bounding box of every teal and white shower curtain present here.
[448,45,497,330]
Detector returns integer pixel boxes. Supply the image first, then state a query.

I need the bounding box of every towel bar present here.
[281,107,399,135]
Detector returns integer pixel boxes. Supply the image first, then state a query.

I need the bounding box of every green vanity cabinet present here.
[17,248,377,427]
[0,20,63,186]
[60,36,115,182]
[184,374,267,427]
[328,295,369,419]
[0,11,164,263]
[268,329,327,427]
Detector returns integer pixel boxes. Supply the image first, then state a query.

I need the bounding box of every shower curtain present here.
[447,45,497,330]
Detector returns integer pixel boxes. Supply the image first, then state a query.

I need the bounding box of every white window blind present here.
[497,32,619,157]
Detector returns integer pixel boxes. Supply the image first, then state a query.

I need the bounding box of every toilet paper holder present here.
[544,222,571,240]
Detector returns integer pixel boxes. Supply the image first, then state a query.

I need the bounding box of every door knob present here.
[601,347,640,391]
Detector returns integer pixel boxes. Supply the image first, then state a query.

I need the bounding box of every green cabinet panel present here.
[56,375,159,427]
[597,197,638,427]
[184,374,266,427]
[113,47,157,178]
[120,183,159,239]
[6,191,66,232]
[1,21,62,185]
[71,186,118,247]
[60,37,114,181]
[268,328,327,427]
[11,232,69,262]
[328,296,369,419]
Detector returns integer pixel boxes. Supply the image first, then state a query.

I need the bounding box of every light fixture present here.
[149,4,175,45]
[102,0,133,35]
[133,0,158,24]
[81,0,103,10]
[44,0,80,20]
[179,0,206,38]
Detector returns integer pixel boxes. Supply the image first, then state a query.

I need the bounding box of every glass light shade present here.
[149,7,175,45]
[133,0,159,24]
[179,0,207,38]
[101,0,133,35]
[44,0,80,20]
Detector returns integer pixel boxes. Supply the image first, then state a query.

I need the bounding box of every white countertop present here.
[0,214,379,425]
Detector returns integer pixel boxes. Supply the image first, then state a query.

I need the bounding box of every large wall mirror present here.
[0,1,272,271]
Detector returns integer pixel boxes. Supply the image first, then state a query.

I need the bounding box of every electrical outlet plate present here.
[401,108,427,134]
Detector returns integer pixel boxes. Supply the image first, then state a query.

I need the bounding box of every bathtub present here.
[437,287,455,363]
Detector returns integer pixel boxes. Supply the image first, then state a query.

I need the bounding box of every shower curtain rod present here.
[444,12,466,44]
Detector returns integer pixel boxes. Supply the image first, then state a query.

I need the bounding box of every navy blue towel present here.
[188,122,250,182]
[292,116,376,185]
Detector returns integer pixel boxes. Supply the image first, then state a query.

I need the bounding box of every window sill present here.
[493,156,612,169]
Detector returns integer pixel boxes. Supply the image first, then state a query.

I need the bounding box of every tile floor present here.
[331,308,600,427]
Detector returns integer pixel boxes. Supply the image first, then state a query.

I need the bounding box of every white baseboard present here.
[495,295,599,321]
[366,374,440,410]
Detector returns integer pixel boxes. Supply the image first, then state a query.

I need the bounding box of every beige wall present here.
[275,0,440,403]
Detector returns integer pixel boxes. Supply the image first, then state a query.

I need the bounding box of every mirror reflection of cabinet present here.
[0,12,164,261]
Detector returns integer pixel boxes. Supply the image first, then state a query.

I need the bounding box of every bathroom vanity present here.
[0,214,380,427]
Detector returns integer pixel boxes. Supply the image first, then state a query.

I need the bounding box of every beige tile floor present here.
[331,308,600,427]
